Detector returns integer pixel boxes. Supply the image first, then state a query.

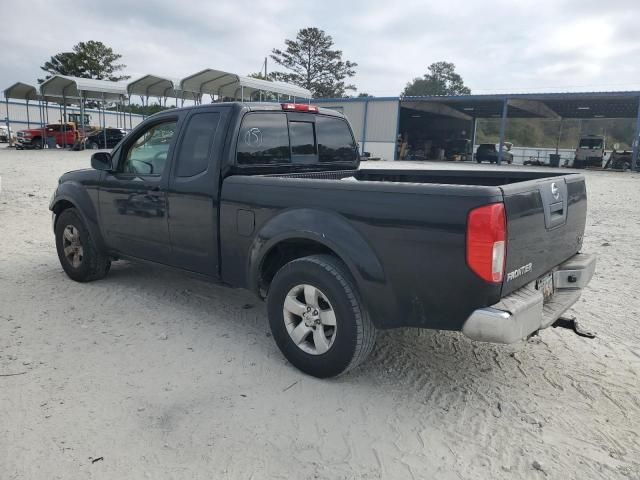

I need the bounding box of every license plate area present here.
[536,272,554,303]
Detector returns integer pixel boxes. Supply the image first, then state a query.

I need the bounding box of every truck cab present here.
[50,102,595,378]
[574,134,605,168]
[16,122,80,149]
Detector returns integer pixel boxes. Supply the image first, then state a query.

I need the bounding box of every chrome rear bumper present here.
[462,253,596,343]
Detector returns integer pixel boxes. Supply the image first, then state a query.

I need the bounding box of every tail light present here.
[466,203,506,283]
[281,103,318,113]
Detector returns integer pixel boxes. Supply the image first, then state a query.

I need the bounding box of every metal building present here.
[316,91,640,170]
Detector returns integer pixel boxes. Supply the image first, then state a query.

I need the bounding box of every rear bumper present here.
[462,253,596,343]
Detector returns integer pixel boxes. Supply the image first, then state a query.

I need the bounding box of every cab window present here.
[237,113,290,165]
[121,121,177,175]
[316,116,357,163]
[175,112,220,177]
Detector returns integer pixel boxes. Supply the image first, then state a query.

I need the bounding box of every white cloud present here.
[1,0,639,98]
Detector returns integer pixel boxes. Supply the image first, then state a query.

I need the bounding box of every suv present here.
[85,128,127,150]
[475,143,513,164]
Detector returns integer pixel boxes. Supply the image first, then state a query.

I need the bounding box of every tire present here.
[32,137,43,149]
[267,254,376,378]
[55,208,110,282]
[87,141,99,150]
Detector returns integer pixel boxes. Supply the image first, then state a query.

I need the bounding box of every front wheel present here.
[267,255,376,378]
[55,208,110,282]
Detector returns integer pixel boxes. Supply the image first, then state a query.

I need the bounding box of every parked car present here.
[49,102,595,378]
[0,125,13,143]
[85,128,127,150]
[16,123,80,149]
[475,143,514,164]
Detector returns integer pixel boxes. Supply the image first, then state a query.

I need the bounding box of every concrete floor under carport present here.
[399,91,640,169]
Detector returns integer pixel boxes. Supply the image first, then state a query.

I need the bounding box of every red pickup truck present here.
[16,123,80,149]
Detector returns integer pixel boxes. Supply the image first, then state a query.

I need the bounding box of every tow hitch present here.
[552,316,596,339]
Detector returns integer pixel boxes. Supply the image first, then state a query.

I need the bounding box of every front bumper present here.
[462,253,596,343]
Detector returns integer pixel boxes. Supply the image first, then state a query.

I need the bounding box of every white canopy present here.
[179,68,311,100]
[127,74,199,101]
[39,75,128,102]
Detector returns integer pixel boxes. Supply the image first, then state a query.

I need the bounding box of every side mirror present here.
[91,152,112,171]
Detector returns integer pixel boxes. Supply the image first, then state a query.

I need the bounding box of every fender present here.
[247,208,395,326]
[50,181,106,251]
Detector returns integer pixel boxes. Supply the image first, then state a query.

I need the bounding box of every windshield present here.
[579,138,603,149]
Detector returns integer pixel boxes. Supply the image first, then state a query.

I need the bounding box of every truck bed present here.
[221,163,587,331]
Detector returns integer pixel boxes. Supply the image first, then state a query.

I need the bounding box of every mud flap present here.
[552,316,596,339]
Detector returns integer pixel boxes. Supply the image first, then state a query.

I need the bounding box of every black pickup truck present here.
[49,102,596,378]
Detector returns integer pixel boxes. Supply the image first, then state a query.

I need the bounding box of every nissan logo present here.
[551,182,560,200]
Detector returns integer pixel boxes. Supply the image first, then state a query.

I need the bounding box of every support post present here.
[5,97,12,147]
[128,97,133,131]
[26,100,30,128]
[632,95,640,171]
[102,93,107,149]
[471,117,478,161]
[360,98,369,156]
[62,98,67,148]
[38,98,44,148]
[497,98,508,165]
[241,86,244,103]
[79,92,85,143]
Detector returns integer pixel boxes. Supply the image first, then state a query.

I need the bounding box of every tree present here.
[39,40,130,83]
[401,61,470,97]
[270,27,357,98]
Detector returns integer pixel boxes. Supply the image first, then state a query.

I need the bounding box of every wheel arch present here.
[51,185,106,251]
[245,208,390,326]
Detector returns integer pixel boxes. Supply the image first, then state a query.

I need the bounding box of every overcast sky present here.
[1,0,639,98]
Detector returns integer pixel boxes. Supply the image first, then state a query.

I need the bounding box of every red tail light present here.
[281,103,318,113]
[466,203,506,283]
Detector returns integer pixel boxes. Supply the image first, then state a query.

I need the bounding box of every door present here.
[166,106,230,277]
[98,117,179,264]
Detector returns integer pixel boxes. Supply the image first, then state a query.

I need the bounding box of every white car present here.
[0,125,14,143]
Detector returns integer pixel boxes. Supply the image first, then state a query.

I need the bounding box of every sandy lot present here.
[1,148,639,480]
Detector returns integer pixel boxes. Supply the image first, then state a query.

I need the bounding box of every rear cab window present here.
[236,110,357,167]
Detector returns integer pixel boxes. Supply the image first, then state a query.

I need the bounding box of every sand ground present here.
[1,148,639,479]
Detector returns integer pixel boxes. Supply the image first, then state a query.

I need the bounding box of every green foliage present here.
[115,103,170,116]
[402,61,471,97]
[270,27,357,98]
[39,41,129,83]
[477,118,636,150]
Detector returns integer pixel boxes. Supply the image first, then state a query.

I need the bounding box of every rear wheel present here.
[55,208,110,282]
[267,254,376,378]
[86,141,99,150]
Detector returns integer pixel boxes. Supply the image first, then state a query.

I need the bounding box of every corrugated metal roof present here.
[180,68,312,99]
[126,74,199,101]
[39,75,128,101]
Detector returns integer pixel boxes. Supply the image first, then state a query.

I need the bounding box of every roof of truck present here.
[153,101,345,118]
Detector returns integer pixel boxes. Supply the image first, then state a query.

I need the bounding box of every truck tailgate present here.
[501,173,587,295]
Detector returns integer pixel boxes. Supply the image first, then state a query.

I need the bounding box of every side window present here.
[176,112,220,177]
[121,120,177,175]
[237,113,290,165]
[316,116,357,163]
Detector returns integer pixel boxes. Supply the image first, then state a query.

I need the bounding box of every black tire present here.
[55,208,110,282]
[87,141,99,150]
[267,254,376,378]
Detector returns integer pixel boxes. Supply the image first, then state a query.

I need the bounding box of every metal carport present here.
[179,68,312,102]
[40,75,129,147]
[127,74,199,108]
